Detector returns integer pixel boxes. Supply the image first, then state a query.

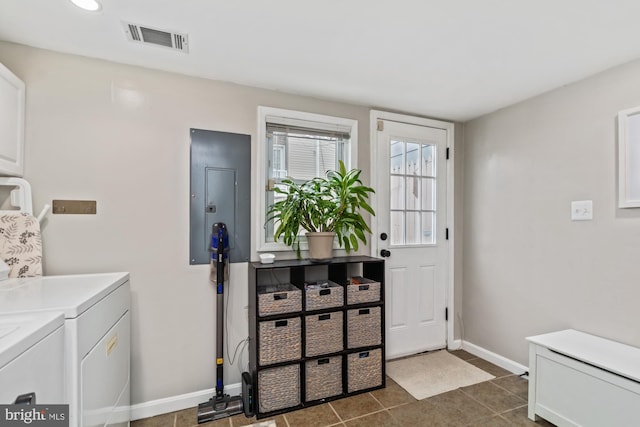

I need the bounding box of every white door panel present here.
[419,265,436,323]
[389,266,408,329]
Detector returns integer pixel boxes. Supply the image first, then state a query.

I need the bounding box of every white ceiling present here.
[1,0,640,121]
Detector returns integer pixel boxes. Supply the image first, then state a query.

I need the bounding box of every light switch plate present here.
[571,200,593,221]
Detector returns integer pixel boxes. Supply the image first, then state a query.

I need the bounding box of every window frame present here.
[256,106,358,253]
[618,105,640,208]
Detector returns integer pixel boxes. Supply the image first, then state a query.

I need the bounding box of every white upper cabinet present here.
[0,62,24,176]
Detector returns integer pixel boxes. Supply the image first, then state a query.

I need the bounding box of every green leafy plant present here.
[266,161,375,258]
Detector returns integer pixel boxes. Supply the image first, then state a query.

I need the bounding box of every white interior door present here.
[374,118,449,359]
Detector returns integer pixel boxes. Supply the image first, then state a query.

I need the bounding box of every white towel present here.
[0,212,42,278]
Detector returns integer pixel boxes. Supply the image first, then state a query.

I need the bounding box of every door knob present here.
[380,232,388,241]
[380,249,391,258]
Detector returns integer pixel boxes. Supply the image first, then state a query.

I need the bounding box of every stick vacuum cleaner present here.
[197,223,244,423]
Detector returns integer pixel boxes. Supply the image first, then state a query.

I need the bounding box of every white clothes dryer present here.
[0,311,65,405]
[0,272,130,427]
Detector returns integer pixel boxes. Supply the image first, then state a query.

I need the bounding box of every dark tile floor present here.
[132,350,554,427]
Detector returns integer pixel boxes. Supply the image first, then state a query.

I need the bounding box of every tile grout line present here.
[384,399,410,411]
[499,402,528,415]
[378,401,411,411]
[282,412,291,427]
[457,383,528,418]
[368,392,384,408]
[331,407,389,424]
[489,376,528,404]
[328,392,389,424]
[457,386,501,417]
[368,392,415,420]
[327,401,344,423]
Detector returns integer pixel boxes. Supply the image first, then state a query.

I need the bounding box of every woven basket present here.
[347,307,382,349]
[346,278,380,305]
[305,356,343,401]
[347,348,382,393]
[258,364,300,413]
[305,280,343,311]
[259,317,301,365]
[305,311,343,357]
[258,283,302,317]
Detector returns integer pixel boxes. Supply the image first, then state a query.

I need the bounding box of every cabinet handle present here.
[275,320,288,327]
[358,285,369,291]
[319,314,331,321]
[14,392,36,405]
[273,293,287,300]
[359,309,370,315]
[359,351,370,359]
[319,289,331,296]
[318,358,330,365]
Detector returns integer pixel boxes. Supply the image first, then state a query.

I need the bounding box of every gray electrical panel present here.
[190,129,251,264]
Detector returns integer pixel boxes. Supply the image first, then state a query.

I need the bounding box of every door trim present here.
[369,110,456,352]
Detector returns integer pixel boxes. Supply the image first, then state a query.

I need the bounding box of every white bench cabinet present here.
[527,329,640,427]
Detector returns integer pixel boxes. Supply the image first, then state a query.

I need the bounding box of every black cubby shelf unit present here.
[248,256,386,419]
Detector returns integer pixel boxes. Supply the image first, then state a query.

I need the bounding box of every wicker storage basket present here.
[346,278,380,305]
[305,311,343,357]
[305,280,343,311]
[259,317,301,365]
[258,283,302,317]
[258,364,301,413]
[305,356,343,401]
[347,348,382,393]
[347,307,382,349]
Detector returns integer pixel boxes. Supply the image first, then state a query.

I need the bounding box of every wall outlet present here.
[571,200,593,221]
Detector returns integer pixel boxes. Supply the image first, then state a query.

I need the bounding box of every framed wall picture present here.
[618,105,640,208]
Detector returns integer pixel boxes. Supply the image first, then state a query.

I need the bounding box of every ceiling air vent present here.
[123,22,189,53]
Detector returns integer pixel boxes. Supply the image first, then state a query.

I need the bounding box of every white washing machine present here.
[0,311,65,405]
[0,272,130,427]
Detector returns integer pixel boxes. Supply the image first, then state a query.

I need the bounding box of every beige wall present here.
[0,41,374,404]
[463,58,640,365]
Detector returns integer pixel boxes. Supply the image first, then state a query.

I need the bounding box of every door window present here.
[390,139,436,246]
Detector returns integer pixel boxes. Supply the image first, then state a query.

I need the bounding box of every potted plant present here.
[266,161,375,260]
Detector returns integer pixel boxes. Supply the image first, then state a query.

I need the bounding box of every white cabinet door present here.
[0,62,25,176]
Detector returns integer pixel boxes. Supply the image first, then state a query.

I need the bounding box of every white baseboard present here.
[462,341,528,375]
[447,339,463,351]
[130,383,242,421]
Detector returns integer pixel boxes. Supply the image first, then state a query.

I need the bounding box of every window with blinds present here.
[267,123,349,182]
[258,107,357,248]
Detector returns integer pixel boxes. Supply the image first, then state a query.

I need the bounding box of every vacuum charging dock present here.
[197,372,253,423]
[197,394,243,423]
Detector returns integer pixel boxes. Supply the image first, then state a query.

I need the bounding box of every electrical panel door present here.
[190,129,251,264]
